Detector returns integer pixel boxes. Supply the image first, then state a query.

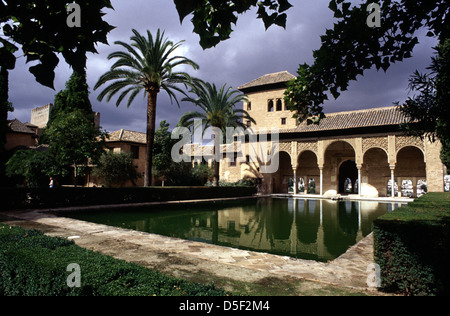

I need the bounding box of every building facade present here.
[210,71,446,197]
[101,129,147,187]
[90,71,446,195]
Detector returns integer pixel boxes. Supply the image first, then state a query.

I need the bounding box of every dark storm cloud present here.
[7,0,437,133]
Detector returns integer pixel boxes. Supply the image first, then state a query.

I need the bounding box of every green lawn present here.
[0,223,229,296]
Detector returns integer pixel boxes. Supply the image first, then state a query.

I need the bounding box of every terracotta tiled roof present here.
[107,129,146,144]
[281,106,409,133]
[8,119,36,134]
[238,71,296,91]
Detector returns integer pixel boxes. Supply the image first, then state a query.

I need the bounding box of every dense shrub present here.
[0,186,257,210]
[0,224,229,296]
[373,193,450,296]
[92,151,140,187]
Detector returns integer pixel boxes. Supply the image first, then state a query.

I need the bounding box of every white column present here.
[390,166,395,198]
[319,167,323,196]
[357,165,361,196]
[293,167,297,194]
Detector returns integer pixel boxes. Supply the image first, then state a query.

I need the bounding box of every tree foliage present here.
[5,149,53,188]
[1,0,114,185]
[179,80,254,132]
[179,80,254,186]
[0,67,9,184]
[173,0,293,49]
[45,110,107,182]
[152,120,176,184]
[191,163,214,185]
[94,29,199,186]
[0,0,114,87]
[92,151,139,187]
[399,39,450,168]
[284,0,449,125]
[47,71,93,129]
[7,110,107,187]
[152,120,213,186]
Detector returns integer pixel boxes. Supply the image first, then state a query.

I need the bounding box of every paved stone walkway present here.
[1,205,378,292]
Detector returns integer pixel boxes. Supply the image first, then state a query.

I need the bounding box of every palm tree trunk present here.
[213,160,220,187]
[145,90,158,187]
[213,128,220,187]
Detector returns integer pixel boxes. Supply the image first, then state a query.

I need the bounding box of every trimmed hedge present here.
[0,224,229,296]
[0,186,257,211]
[373,193,450,296]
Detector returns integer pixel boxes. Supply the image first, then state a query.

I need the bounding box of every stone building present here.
[204,71,446,197]
[101,129,147,187]
[5,119,39,151]
[82,71,446,195]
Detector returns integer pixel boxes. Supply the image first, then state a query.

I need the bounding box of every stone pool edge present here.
[0,197,381,293]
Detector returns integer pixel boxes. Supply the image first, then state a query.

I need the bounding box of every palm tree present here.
[94,29,199,186]
[178,80,255,186]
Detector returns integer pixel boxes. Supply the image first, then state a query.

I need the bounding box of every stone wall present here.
[30,104,52,128]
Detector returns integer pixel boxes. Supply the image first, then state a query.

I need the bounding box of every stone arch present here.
[395,136,425,161]
[395,144,425,162]
[297,142,318,161]
[323,140,356,195]
[394,146,426,197]
[323,139,357,156]
[361,147,390,196]
[338,160,358,194]
[363,145,388,157]
[362,137,388,157]
[273,150,293,193]
[297,150,320,194]
[278,142,293,161]
[297,150,319,168]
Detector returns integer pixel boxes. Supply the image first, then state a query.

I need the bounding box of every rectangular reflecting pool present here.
[63,198,405,262]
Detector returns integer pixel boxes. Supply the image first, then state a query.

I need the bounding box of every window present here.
[130,145,139,159]
[229,153,237,167]
[276,99,282,111]
[246,120,252,128]
[281,118,286,125]
[247,102,252,111]
[267,99,274,112]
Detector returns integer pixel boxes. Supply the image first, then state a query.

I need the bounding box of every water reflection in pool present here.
[66,198,405,262]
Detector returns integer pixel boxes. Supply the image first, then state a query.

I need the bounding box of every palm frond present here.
[178,80,255,136]
[94,28,198,110]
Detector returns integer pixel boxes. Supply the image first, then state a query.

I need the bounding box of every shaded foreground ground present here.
[0,204,391,296]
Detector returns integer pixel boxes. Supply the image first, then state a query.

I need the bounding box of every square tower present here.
[238,71,297,131]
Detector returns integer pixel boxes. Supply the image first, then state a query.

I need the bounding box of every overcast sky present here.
[8,0,437,133]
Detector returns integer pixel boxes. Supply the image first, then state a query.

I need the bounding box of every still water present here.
[65,198,404,262]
